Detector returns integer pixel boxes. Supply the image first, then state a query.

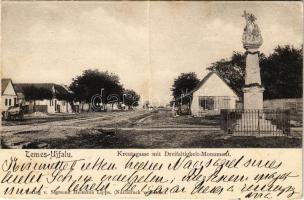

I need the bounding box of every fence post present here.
[257,110,260,134]
[285,110,291,135]
[226,110,230,134]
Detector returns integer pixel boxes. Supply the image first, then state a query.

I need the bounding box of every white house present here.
[1,79,18,111]
[190,72,239,116]
[14,83,72,114]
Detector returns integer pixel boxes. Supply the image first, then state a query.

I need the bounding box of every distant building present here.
[14,83,73,113]
[191,72,239,116]
[1,78,18,111]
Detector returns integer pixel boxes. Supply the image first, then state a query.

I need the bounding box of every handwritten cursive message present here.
[0,149,301,199]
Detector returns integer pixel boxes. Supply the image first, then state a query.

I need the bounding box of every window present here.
[199,96,215,110]
[9,99,11,106]
[199,96,231,110]
[5,99,8,106]
[14,98,17,106]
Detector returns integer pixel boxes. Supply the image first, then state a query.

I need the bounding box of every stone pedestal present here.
[243,86,264,110]
[243,48,264,110]
[245,48,261,85]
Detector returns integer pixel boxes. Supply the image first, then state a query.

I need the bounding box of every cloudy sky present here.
[2,1,302,105]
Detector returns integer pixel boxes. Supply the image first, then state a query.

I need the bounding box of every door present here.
[57,105,60,113]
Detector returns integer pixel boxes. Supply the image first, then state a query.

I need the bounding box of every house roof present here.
[14,83,70,97]
[14,83,54,93]
[173,72,239,102]
[192,72,239,97]
[16,92,25,99]
[1,78,16,95]
[54,84,71,96]
[189,72,214,94]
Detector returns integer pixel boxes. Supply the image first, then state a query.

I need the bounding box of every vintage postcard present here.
[0,1,302,199]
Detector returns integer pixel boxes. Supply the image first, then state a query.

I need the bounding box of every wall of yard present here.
[263,98,302,122]
[263,98,302,110]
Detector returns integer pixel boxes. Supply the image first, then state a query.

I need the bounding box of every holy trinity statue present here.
[242,10,263,49]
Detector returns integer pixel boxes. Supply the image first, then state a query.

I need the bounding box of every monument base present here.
[233,111,284,136]
[243,86,264,110]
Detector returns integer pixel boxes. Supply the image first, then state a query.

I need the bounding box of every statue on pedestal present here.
[242,10,263,49]
[222,11,284,136]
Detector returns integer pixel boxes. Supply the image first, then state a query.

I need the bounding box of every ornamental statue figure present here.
[242,10,263,49]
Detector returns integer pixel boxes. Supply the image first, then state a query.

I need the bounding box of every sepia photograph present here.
[1,1,302,149]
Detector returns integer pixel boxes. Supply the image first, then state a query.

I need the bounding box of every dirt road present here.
[1,110,152,148]
[1,109,301,148]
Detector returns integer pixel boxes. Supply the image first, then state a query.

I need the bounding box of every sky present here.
[2,1,303,105]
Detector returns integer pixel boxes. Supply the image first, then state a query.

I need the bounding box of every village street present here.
[1,110,152,148]
[1,109,301,149]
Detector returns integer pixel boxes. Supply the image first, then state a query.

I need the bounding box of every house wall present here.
[80,103,90,112]
[106,103,120,111]
[1,95,17,111]
[191,73,239,116]
[1,81,17,111]
[29,98,72,113]
[17,94,25,105]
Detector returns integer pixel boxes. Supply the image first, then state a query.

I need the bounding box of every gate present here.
[220,109,290,136]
